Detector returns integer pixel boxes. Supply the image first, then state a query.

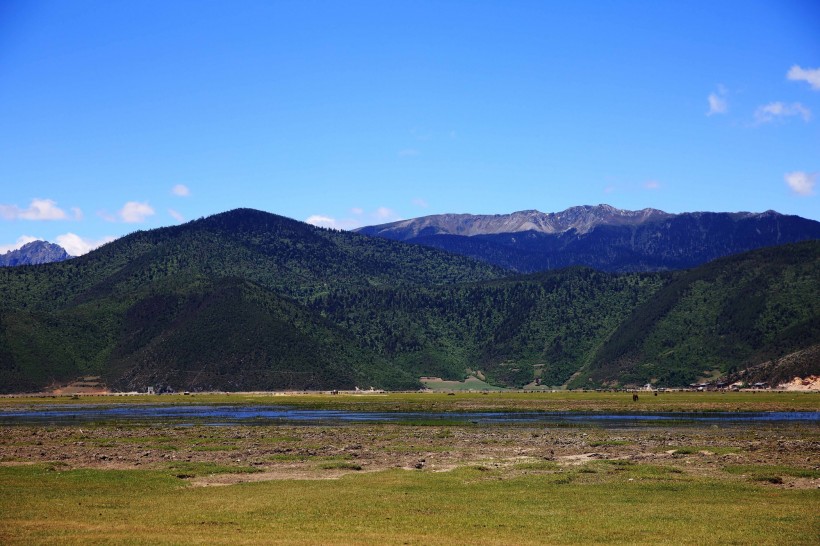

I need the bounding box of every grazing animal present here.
[632,393,639,402]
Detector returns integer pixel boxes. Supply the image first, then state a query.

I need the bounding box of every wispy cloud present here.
[707,85,728,116]
[172,184,191,197]
[754,102,811,124]
[398,148,420,157]
[787,65,820,91]
[784,171,816,196]
[119,201,155,223]
[374,207,400,221]
[305,214,361,230]
[0,198,70,221]
[55,233,116,256]
[306,207,402,230]
[412,198,429,208]
[97,210,117,222]
[644,180,661,190]
[71,207,84,221]
[0,235,39,254]
[169,209,185,223]
[305,215,337,228]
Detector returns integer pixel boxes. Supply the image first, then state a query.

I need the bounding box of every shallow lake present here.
[1,405,818,427]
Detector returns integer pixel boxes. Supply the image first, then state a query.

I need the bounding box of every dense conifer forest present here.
[1,209,817,392]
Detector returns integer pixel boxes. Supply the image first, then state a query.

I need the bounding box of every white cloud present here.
[787,65,820,91]
[754,102,812,124]
[375,207,399,221]
[20,199,68,220]
[0,235,40,254]
[0,205,17,220]
[97,210,117,222]
[784,171,816,196]
[169,209,185,223]
[412,198,429,208]
[707,86,728,116]
[55,233,116,256]
[71,207,84,220]
[644,180,661,190]
[305,215,362,230]
[0,198,69,221]
[119,201,155,223]
[172,184,190,197]
[305,215,338,229]
[307,208,403,230]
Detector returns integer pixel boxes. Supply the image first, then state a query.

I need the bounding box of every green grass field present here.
[1,462,817,545]
[1,392,817,544]
[3,389,819,412]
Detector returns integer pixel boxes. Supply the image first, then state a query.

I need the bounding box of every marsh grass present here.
[190,443,239,452]
[668,446,741,455]
[164,461,261,478]
[4,390,818,413]
[2,464,816,545]
[589,440,631,447]
[318,461,363,471]
[724,464,820,482]
[513,459,560,471]
[266,453,307,462]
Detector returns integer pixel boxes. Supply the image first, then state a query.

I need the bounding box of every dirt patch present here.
[558,453,608,465]
[1,422,818,488]
[779,375,820,391]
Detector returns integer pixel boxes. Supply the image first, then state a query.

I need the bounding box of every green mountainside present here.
[0,209,817,393]
[578,241,820,387]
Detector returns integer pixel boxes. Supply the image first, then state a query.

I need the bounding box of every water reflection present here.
[1,405,818,427]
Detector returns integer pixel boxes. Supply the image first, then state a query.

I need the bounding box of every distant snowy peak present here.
[357,204,677,239]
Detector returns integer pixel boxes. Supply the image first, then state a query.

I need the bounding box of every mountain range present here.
[0,241,71,267]
[0,208,817,393]
[356,205,820,272]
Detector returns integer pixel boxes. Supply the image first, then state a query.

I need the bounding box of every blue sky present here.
[1,0,818,255]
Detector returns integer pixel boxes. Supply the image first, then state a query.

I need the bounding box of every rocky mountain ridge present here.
[0,241,71,267]
[357,205,673,238]
[357,205,820,273]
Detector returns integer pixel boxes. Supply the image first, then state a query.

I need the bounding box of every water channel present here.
[1,405,818,427]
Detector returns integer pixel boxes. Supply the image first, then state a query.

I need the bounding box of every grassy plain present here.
[2,389,819,412]
[0,392,818,544]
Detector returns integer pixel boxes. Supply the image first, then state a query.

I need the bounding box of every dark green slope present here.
[577,241,820,387]
[0,209,502,392]
[0,208,817,393]
[313,269,667,387]
[0,209,505,313]
[105,278,416,392]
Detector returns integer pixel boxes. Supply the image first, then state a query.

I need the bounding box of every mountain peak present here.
[355,205,819,273]
[0,240,71,267]
[356,204,673,239]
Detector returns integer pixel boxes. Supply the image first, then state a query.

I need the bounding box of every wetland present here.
[1,391,818,544]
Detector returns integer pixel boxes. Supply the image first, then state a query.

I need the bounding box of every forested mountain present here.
[0,209,502,392]
[357,206,820,273]
[0,241,71,266]
[577,241,820,387]
[0,209,817,393]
